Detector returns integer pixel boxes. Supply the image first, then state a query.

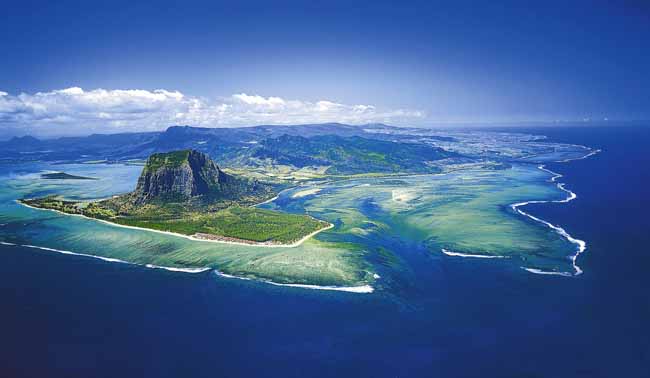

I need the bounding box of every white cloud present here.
[232,93,286,108]
[0,87,424,136]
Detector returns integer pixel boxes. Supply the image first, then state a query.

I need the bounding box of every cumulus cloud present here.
[0,87,424,136]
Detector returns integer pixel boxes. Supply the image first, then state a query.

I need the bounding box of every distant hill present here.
[8,135,42,147]
[251,134,456,174]
[41,172,97,180]
[0,123,393,163]
[131,149,272,204]
[0,123,461,174]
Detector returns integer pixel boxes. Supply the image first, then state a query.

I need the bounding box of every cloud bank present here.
[0,88,424,136]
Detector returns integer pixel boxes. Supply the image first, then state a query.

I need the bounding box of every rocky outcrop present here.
[132,149,268,204]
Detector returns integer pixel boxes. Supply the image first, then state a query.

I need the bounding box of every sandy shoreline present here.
[18,201,333,248]
[13,200,375,293]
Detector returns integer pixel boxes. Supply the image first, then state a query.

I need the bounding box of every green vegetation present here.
[22,196,85,214]
[109,206,328,244]
[21,197,328,245]
[142,150,191,172]
[19,193,365,285]
[21,150,331,245]
[41,172,97,180]
[133,149,278,205]
[3,125,597,286]
[250,135,455,174]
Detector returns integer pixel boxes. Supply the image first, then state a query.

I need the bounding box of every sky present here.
[1,0,649,137]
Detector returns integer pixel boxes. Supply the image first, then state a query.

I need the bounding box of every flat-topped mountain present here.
[132,149,271,204]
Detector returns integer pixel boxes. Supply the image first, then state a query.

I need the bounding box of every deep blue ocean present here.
[1,126,648,377]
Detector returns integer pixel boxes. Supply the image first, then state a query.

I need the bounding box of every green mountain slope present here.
[132,149,273,204]
[251,135,455,174]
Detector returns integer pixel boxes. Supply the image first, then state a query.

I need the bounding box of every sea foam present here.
[1,241,210,273]
[214,270,374,293]
[441,249,508,259]
[1,241,372,292]
[510,155,594,276]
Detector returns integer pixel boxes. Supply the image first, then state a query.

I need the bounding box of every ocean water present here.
[1,126,648,377]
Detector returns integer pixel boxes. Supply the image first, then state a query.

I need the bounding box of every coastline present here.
[13,201,376,293]
[18,201,334,248]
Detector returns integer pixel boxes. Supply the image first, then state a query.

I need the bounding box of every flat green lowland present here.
[21,197,328,245]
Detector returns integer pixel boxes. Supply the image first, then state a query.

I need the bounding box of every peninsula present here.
[22,150,330,245]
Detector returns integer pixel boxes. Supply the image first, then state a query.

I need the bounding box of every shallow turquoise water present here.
[0,160,578,287]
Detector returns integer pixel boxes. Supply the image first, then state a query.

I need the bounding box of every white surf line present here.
[441,248,508,259]
[267,281,374,293]
[214,270,374,294]
[522,268,572,277]
[18,201,333,249]
[2,241,128,264]
[510,163,589,276]
[2,240,371,292]
[1,240,210,274]
[144,264,211,273]
[558,147,601,163]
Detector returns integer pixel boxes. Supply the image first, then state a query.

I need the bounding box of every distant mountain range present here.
[0,123,458,174]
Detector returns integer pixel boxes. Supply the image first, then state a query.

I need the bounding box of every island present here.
[22,150,331,245]
[41,172,97,180]
[6,124,600,288]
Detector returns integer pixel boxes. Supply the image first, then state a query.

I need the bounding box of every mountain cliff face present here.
[132,149,270,204]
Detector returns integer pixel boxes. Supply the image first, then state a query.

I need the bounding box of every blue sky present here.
[1,0,649,136]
